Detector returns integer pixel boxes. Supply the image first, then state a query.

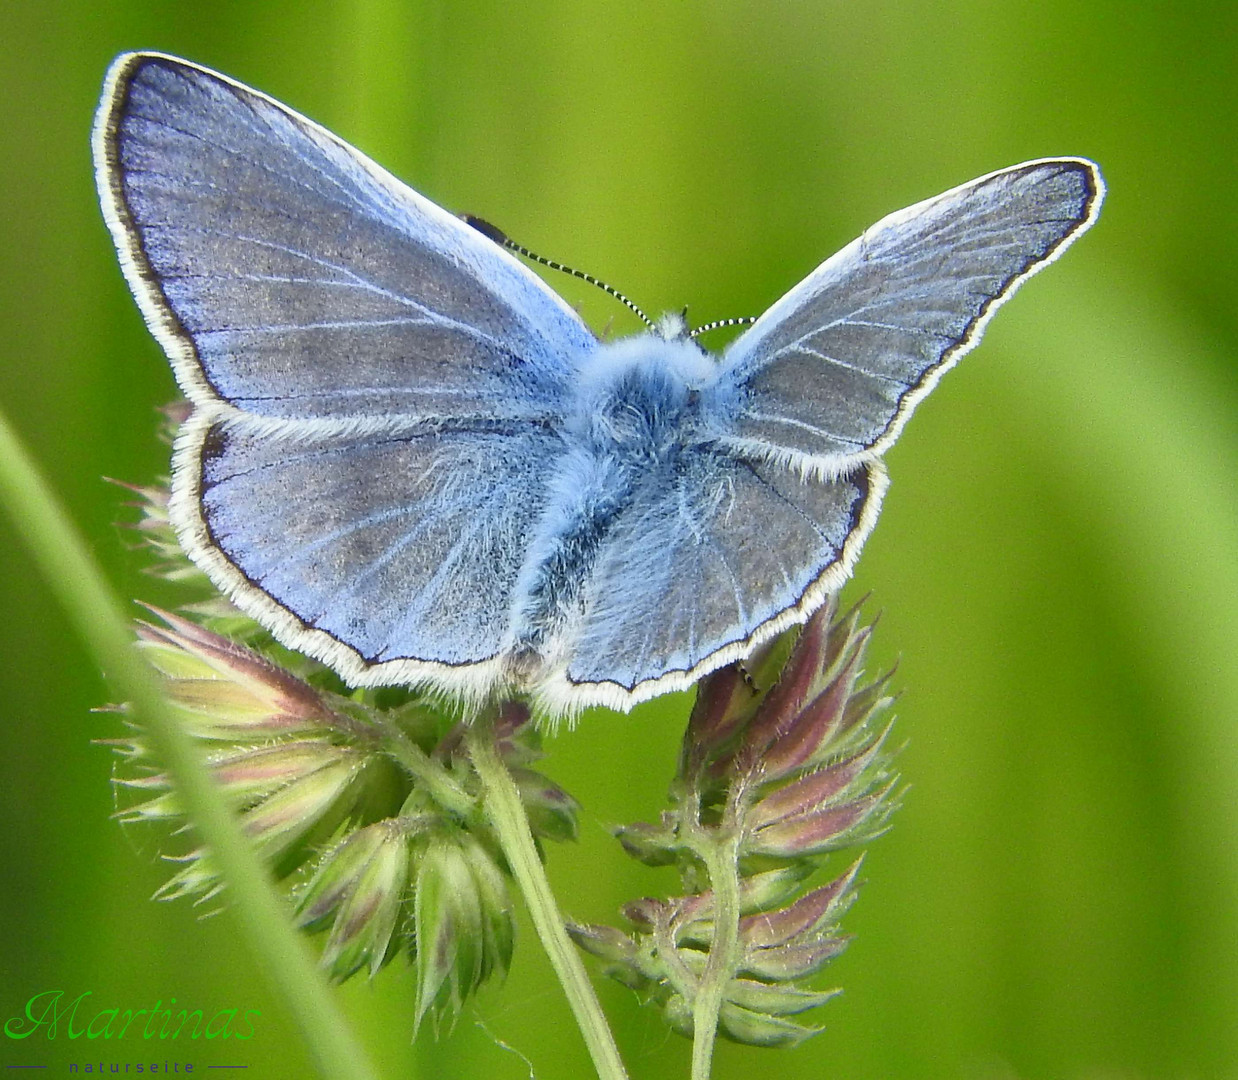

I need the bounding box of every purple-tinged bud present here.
[412,830,514,1028]
[575,597,896,1048]
[669,892,713,934]
[741,936,851,981]
[739,860,861,948]
[739,602,837,759]
[746,724,893,831]
[567,923,655,992]
[297,823,393,931]
[320,823,411,980]
[566,923,639,965]
[680,867,816,947]
[509,767,579,843]
[839,666,897,739]
[493,700,532,742]
[683,664,753,768]
[209,740,351,807]
[819,598,868,679]
[747,784,895,858]
[136,608,337,738]
[613,819,679,866]
[414,833,481,1028]
[755,633,869,780]
[464,833,515,983]
[621,897,669,932]
[435,701,536,765]
[241,752,366,861]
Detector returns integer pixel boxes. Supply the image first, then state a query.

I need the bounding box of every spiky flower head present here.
[571,595,898,1047]
[109,604,575,1017]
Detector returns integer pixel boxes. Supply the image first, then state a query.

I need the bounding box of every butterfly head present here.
[654,309,692,342]
[572,330,720,465]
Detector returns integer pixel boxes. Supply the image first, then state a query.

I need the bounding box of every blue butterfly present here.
[93,52,1104,715]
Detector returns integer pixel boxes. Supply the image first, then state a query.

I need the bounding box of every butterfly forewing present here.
[717,159,1103,473]
[95,53,593,426]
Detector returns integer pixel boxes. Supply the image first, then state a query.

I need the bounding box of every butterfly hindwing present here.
[176,415,559,695]
[550,450,883,709]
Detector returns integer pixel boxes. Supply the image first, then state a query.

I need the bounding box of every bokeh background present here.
[2,2,1235,1078]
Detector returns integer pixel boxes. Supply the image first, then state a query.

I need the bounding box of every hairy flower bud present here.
[299,819,416,980]
[412,830,515,1029]
[110,601,572,1021]
[134,608,338,740]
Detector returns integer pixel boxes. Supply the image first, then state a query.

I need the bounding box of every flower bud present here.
[211,740,353,807]
[612,819,678,866]
[135,608,337,740]
[736,865,815,915]
[509,767,579,843]
[619,897,668,933]
[724,978,840,1017]
[297,823,395,931]
[716,1002,818,1048]
[739,859,861,949]
[566,923,639,966]
[740,936,850,982]
[241,752,367,862]
[746,724,893,831]
[754,632,869,780]
[464,833,515,984]
[747,784,895,858]
[317,821,412,980]
[736,603,838,759]
[412,830,515,1029]
[682,665,755,769]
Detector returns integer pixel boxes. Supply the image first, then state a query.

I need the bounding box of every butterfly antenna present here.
[688,315,758,339]
[464,215,654,330]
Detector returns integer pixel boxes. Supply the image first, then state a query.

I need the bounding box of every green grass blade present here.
[0,408,381,1080]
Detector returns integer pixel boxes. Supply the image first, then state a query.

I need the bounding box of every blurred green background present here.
[2,1,1235,1077]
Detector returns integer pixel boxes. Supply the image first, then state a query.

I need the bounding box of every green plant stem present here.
[0,412,380,1080]
[377,718,474,817]
[466,716,629,1080]
[688,830,742,1080]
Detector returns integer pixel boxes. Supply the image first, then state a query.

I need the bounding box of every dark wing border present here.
[865,158,1104,461]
